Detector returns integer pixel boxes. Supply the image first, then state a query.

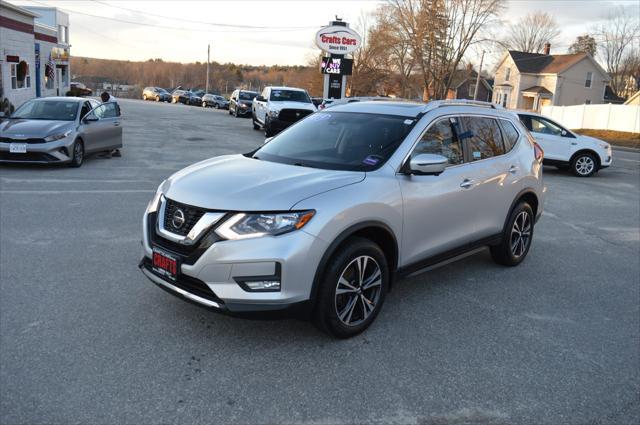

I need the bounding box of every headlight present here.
[44,130,72,142]
[600,142,611,150]
[239,103,248,108]
[216,211,315,240]
[268,110,280,118]
[145,184,163,214]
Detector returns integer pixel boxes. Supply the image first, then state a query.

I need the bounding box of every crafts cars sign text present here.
[315,26,362,55]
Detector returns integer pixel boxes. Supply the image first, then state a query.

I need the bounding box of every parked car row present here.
[142,87,230,110]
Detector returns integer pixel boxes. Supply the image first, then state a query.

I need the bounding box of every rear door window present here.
[460,117,505,161]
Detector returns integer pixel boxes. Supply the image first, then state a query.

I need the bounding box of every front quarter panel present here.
[291,167,403,258]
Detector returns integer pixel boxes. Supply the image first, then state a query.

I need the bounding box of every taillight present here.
[533,142,544,162]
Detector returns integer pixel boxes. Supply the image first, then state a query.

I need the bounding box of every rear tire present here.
[314,237,389,338]
[156,95,160,102]
[142,94,147,101]
[571,152,597,177]
[69,139,84,168]
[490,202,534,266]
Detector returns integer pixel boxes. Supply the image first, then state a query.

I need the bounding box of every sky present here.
[16,0,640,70]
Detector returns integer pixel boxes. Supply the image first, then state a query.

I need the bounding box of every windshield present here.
[239,92,257,100]
[157,88,168,93]
[11,100,78,121]
[253,112,416,171]
[270,89,311,103]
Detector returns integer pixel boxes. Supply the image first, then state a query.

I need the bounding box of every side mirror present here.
[256,96,266,102]
[561,129,568,137]
[408,154,448,176]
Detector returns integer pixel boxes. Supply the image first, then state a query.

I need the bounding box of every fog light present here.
[244,280,280,291]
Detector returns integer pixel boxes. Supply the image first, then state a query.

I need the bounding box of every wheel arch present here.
[503,189,539,233]
[571,149,601,169]
[309,221,399,307]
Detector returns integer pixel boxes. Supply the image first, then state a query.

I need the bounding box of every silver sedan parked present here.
[0,97,122,167]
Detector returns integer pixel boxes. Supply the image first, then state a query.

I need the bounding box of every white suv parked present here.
[518,112,612,177]
[252,86,317,137]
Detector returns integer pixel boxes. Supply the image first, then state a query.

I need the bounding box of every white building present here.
[492,44,610,111]
[0,0,70,113]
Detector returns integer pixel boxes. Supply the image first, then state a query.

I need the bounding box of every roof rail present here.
[422,99,503,113]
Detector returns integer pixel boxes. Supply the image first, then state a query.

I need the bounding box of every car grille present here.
[0,152,58,162]
[278,109,313,123]
[163,198,206,236]
[0,137,47,144]
[148,212,225,264]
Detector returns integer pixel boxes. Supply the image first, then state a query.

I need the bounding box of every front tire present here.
[490,202,534,266]
[571,152,597,177]
[69,139,84,168]
[264,117,275,137]
[314,237,389,338]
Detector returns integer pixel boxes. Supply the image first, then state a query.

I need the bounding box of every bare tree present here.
[594,9,640,97]
[386,0,504,100]
[569,35,597,57]
[503,12,560,53]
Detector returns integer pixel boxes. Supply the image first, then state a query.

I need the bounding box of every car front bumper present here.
[0,136,75,164]
[140,211,328,313]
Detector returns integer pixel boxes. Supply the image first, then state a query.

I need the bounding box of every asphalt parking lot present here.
[1,98,639,425]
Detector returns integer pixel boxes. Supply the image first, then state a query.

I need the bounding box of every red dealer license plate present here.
[152,247,179,282]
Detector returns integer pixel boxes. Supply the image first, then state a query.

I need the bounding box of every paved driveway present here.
[1,99,638,424]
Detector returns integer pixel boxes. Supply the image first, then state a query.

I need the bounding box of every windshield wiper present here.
[292,162,314,168]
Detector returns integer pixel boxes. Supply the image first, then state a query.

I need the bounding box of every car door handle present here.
[509,165,519,174]
[460,179,475,189]
[113,122,120,126]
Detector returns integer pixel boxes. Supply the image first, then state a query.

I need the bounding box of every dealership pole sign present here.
[316,21,362,100]
[315,25,362,55]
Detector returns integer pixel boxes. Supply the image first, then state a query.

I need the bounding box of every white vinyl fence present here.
[541,104,640,133]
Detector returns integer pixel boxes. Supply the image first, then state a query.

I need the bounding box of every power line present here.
[91,0,318,30]
[24,0,320,33]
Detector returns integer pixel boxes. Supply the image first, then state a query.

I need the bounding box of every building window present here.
[468,83,476,98]
[502,93,508,108]
[10,62,31,89]
[585,72,593,88]
[585,99,591,104]
[505,67,511,82]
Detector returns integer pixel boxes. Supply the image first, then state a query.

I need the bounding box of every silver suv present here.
[140,100,545,338]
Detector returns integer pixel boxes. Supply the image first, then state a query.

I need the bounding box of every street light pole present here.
[473,50,485,101]
[206,44,210,93]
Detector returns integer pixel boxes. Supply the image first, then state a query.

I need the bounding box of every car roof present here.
[29,96,86,103]
[327,101,427,117]
[327,99,521,120]
[268,86,306,92]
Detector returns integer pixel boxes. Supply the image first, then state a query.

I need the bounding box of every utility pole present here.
[473,50,485,101]
[205,44,210,93]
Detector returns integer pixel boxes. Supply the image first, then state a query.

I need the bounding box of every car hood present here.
[0,119,75,138]
[163,154,365,211]
[271,101,316,111]
[238,100,253,106]
[577,134,607,146]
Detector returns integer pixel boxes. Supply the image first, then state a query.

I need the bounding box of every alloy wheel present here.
[335,255,382,326]
[510,211,531,258]
[575,156,595,176]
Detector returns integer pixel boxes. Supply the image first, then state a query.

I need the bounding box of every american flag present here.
[46,53,55,81]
